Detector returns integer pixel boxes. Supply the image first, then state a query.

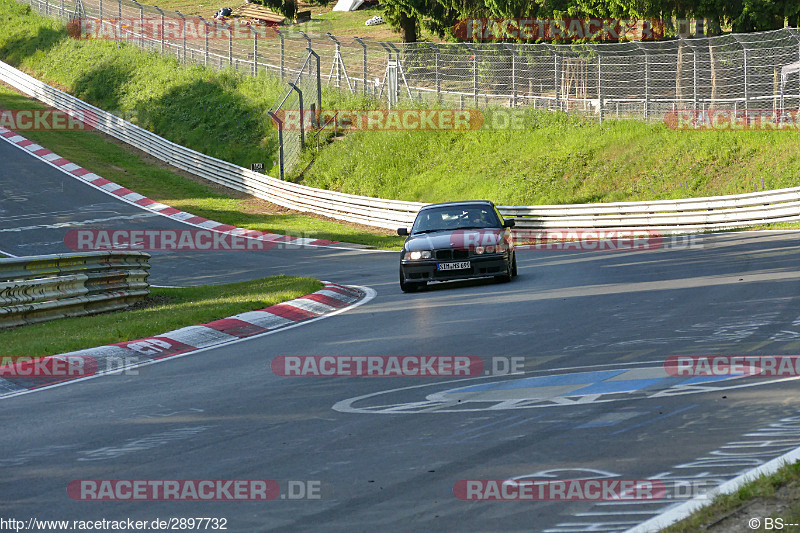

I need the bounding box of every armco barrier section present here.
[0,251,151,328]
[1,59,800,232]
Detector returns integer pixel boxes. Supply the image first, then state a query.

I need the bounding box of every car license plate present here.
[437,261,470,271]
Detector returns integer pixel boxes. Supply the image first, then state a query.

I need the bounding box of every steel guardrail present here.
[0,251,151,328]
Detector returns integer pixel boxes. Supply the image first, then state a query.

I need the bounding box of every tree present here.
[382,0,466,42]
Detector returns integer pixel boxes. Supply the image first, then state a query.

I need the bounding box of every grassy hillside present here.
[296,110,800,205]
[1,0,799,209]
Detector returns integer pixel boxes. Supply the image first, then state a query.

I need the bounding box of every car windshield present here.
[412,205,501,233]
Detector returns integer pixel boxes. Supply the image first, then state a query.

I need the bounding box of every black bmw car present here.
[398,201,517,292]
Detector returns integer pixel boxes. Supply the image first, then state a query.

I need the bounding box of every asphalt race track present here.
[3,136,800,532]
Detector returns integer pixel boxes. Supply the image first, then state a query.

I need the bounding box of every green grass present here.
[664,460,800,532]
[296,108,800,205]
[0,275,322,356]
[0,84,405,249]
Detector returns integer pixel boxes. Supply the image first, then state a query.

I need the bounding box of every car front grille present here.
[435,249,470,261]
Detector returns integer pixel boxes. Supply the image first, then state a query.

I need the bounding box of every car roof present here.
[419,201,495,211]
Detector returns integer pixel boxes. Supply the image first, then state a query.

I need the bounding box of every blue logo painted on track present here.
[332,364,789,414]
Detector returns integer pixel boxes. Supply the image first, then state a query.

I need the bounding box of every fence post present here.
[199,16,209,67]
[253,29,258,76]
[131,0,143,49]
[289,82,304,147]
[279,30,285,79]
[434,44,441,102]
[743,47,748,107]
[99,0,102,27]
[688,47,696,112]
[554,51,560,110]
[117,0,122,49]
[597,53,604,123]
[153,6,165,54]
[636,43,650,120]
[354,37,368,95]
[329,34,342,87]
[297,30,311,49]
[507,45,517,107]
[473,50,478,106]
[176,10,186,62]
[307,47,322,117]
[268,111,284,180]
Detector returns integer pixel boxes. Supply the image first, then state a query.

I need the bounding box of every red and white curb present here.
[0,282,373,399]
[0,126,367,250]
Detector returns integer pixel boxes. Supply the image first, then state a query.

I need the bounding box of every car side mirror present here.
[503,219,515,228]
[397,228,409,236]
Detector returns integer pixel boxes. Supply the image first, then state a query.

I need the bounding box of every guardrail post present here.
[268,111,284,180]
[99,0,102,27]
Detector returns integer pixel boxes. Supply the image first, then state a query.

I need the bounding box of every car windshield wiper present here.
[412,229,445,234]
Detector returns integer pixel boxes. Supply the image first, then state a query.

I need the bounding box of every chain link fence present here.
[18,0,800,125]
[269,49,321,179]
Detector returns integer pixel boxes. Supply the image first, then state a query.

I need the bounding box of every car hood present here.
[403,229,506,251]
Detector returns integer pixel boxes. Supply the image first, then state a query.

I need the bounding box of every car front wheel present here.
[495,254,514,283]
[400,268,425,292]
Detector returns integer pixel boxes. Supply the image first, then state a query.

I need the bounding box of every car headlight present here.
[474,245,498,255]
[404,250,432,260]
